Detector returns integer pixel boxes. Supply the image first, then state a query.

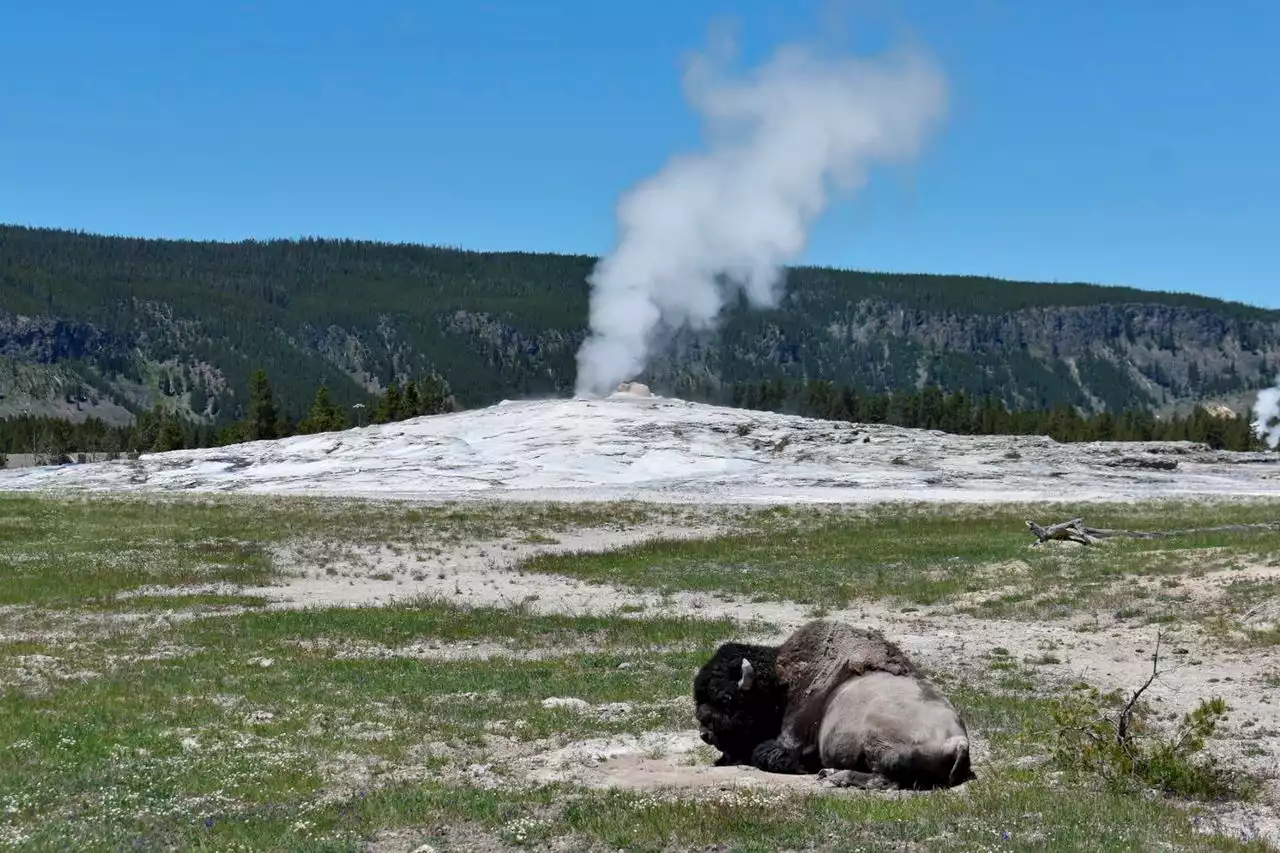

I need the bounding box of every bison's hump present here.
[776,619,919,700]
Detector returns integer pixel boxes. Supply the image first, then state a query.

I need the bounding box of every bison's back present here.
[818,671,972,789]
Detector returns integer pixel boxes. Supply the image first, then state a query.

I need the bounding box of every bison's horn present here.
[737,657,755,691]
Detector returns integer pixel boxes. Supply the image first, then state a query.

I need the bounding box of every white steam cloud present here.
[1255,377,1280,450]
[574,34,948,396]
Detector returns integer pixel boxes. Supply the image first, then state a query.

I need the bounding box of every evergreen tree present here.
[218,421,249,446]
[374,384,403,424]
[401,382,421,419]
[247,369,279,441]
[919,386,945,430]
[840,386,860,422]
[154,413,186,452]
[416,372,456,416]
[131,405,164,453]
[1088,411,1116,441]
[189,381,209,417]
[299,385,347,434]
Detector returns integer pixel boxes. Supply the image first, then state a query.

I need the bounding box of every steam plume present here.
[1255,377,1280,449]
[574,33,947,396]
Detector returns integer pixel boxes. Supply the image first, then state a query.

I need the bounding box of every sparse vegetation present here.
[0,493,692,606]
[523,500,1280,625]
[1,493,1278,850]
[1051,667,1239,801]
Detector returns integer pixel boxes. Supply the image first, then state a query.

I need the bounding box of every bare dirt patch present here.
[11,501,1280,848]
[250,527,1280,844]
[251,522,737,614]
[230,523,1280,808]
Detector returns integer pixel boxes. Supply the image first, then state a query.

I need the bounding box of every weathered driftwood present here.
[1025,517,1279,546]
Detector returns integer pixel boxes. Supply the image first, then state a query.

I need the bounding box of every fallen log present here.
[1025,517,1279,546]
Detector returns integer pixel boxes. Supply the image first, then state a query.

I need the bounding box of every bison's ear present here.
[737,657,755,691]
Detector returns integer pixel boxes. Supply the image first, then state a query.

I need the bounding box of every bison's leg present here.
[748,738,804,773]
[817,768,897,790]
[876,738,975,789]
[749,734,819,774]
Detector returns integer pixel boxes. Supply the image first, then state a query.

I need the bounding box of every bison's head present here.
[692,641,786,765]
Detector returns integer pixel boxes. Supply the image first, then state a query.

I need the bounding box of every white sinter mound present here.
[0,391,1276,503]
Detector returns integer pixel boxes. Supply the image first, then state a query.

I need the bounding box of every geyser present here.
[573,30,948,397]
[1255,377,1280,450]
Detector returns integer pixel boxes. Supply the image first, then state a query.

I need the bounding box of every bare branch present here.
[1116,630,1163,747]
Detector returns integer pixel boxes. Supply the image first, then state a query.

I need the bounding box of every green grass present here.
[2,599,1265,851]
[522,500,1280,622]
[0,600,746,849]
[338,774,1268,853]
[174,596,769,651]
[0,493,700,608]
[1,493,1275,851]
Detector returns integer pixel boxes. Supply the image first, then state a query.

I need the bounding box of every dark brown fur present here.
[692,641,785,766]
[694,619,975,789]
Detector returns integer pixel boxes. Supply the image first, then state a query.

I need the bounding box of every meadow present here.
[1,493,1277,851]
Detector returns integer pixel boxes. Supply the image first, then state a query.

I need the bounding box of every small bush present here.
[1050,683,1239,799]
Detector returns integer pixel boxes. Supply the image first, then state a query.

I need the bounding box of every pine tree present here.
[131,405,164,452]
[416,372,456,416]
[401,382,421,419]
[247,369,278,441]
[1089,411,1116,441]
[154,413,186,452]
[919,386,945,429]
[188,381,209,417]
[218,421,249,446]
[299,385,347,434]
[374,384,402,424]
[840,386,860,422]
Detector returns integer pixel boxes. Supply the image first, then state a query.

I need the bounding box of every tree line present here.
[1,372,1268,468]
[0,368,457,465]
[5,223,1278,423]
[728,378,1266,451]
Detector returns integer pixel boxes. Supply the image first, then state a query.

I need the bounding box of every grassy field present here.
[0,494,703,609]
[525,500,1280,632]
[1,493,1277,851]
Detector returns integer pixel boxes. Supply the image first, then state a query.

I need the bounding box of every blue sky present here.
[2,1,1277,307]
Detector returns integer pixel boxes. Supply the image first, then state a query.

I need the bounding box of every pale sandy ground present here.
[5,392,1277,849]
[5,512,1277,849]
[1,394,1276,504]
[193,521,1277,848]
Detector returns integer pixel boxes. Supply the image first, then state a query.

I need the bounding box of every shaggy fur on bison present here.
[691,641,786,766]
[693,620,974,789]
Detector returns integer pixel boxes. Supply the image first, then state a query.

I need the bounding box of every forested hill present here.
[1,223,1277,427]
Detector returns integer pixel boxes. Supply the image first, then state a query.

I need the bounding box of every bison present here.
[693,619,974,790]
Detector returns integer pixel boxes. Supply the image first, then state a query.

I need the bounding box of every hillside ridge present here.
[2,223,1277,426]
